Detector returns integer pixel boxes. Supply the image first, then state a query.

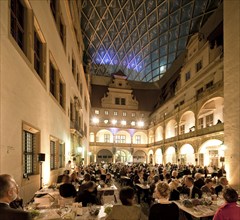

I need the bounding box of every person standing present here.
[0,174,32,220]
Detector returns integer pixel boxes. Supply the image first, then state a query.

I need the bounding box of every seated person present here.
[169,179,180,201]
[106,186,147,220]
[215,177,228,196]
[0,174,32,220]
[181,176,202,199]
[105,173,113,186]
[149,182,179,220]
[77,181,98,207]
[201,178,215,195]
[59,175,77,198]
[57,170,69,184]
[194,173,205,189]
[213,188,240,220]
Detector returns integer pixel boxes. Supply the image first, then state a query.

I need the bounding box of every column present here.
[224,1,240,189]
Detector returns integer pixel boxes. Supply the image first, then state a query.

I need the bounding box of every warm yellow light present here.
[104,119,109,124]
[121,120,126,125]
[137,121,144,127]
[92,117,99,124]
[131,121,136,126]
[112,119,117,125]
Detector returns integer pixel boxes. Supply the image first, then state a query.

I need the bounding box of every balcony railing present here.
[196,123,224,136]
[70,120,84,137]
[89,141,148,148]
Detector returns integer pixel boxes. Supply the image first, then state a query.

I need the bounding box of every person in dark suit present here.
[79,181,98,207]
[215,177,228,196]
[0,174,32,220]
[194,173,205,189]
[59,175,77,198]
[181,176,202,199]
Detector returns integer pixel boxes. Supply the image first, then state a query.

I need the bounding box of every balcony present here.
[196,123,224,136]
[178,131,196,140]
[70,120,84,137]
[89,141,148,148]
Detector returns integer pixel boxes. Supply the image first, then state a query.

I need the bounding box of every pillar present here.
[224,1,240,190]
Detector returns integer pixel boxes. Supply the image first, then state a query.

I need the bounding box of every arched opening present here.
[198,139,224,167]
[165,146,176,164]
[96,129,113,143]
[133,131,148,144]
[198,97,224,129]
[155,126,163,142]
[115,149,132,163]
[155,148,163,165]
[90,132,94,142]
[179,111,195,134]
[148,130,154,144]
[148,150,154,164]
[97,149,113,163]
[133,150,146,163]
[166,119,177,139]
[115,130,131,143]
[179,144,195,165]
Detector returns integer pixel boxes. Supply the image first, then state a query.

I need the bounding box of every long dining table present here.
[173,199,225,219]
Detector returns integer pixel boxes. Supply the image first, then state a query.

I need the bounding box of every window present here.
[121,98,126,105]
[115,98,120,105]
[49,59,66,110]
[122,112,127,117]
[180,100,185,106]
[180,125,185,134]
[59,17,66,45]
[198,118,204,129]
[59,143,65,168]
[59,81,65,108]
[115,97,126,105]
[104,119,109,124]
[185,71,191,82]
[113,111,118,116]
[104,134,110,143]
[50,0,57,21]
[196,60,202,72]
[95,110,99,115]
[84,97,88,111]
[206,114,213,127]
[50,62,56,97]
[132,112,136,117]
[10,0,25,52]
[33,30,43,78]
[80,82,83,97]
[84,123,87,137]
[50,0,66,47]
[197,87,204,96]
[23,131,35,175]
[104,110,109,115]
[206,81,213,89]
[50,140,56,170]
[135,135,141,144]
[115,135,126,143]
[77,72,80,87]
[72,55,76,76]
[70,102,74,121]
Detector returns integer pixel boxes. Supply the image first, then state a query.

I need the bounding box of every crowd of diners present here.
[0,161,239,220]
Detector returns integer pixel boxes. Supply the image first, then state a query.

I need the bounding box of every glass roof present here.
[81,0,221,82]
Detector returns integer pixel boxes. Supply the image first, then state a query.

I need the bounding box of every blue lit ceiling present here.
[81,0,222,82]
